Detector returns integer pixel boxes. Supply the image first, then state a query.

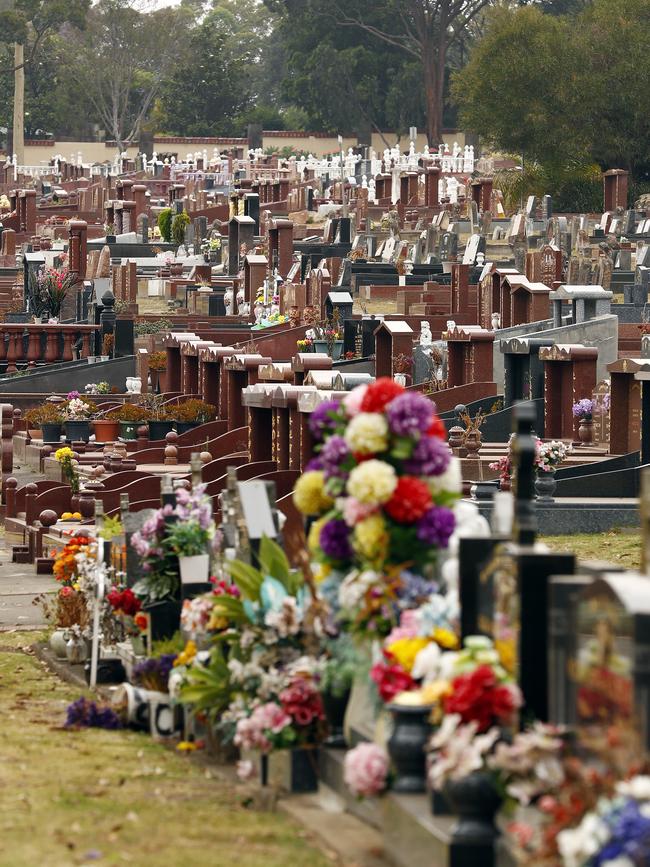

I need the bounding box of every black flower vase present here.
[534,468,556,502]
[445,770,502,866]
[386,703,433,793]
[322,687,350,748]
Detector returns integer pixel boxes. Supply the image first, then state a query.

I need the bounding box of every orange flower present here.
[134,612,149,632]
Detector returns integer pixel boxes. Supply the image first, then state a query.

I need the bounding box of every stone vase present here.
[322,687,351,748]
[444,770,502,853]
[534,468,557,502]
[464,429,482,456]
[65,633,87,665]
[578,418,594,445]
[386,703,433,793]
[49,628,68,659]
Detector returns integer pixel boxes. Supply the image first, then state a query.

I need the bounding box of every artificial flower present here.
[342,384,368,417]
[319,519,353,561]
[340,496,378,527]
[353,514,389,565]
[343,742,389,798]
[385,636,430,673]
[385,391,434,437]
[360,378,404,413]
[309,400,341,440]
[344,412,389,455]
[292,470,334,515]
[347,460,397,505]
[384,477,432,523]
[371,652,416,702]
[416,506,456,547]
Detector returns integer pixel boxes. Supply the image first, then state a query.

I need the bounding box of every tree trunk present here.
[13,42,25,165]
[422,39,446,147]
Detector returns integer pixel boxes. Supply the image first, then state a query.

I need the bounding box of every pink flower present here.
[342,497,378,527]
[342,384,368,418]
[385,609,420,644]
[236,760,256,781]
[253,702,292,735]
[343,743,390,798]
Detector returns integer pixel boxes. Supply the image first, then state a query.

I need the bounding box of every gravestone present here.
[123,507,156,587]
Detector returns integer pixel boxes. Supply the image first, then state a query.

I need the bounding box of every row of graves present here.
[32,376,650,867]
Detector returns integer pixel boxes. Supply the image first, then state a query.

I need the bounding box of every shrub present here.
[106,404,148,422]
[173,399,216,423]
[171,211,190,248]
[148,351,167,371]
[157,208,173,243]
[25,403,63,427]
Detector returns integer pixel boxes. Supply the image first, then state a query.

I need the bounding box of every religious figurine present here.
[419,321,433,350]
[224,288,233,316]
[491,312,501,331]
[254,302,264,324]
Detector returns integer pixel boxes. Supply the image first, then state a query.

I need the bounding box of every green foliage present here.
[455,0,650,176]
[157,209,173,243]
[179,646,231,722]
[320,634,359,698]
[135,318,172,336]
[226,535,302,600]
[98,515,123,541]
[493,160,602,213]
[151,630,185,657]
[171,211,190,249]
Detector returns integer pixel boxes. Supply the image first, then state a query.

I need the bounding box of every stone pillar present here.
[68,219,88,280]
[603,169,628,211]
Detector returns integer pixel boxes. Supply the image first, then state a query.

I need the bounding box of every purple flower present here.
[397,571,439,605]
[386,392,434,437]
[309,400,341,440]
[416,506,455,547]
[319,518,353,561]
[404,436,451,476]
[320,435,350,478]
[572,398,594,419]
[65,697,122,729]
[305,457,323,471]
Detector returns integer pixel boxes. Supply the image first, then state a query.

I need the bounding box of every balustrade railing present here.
[0,324,100,373]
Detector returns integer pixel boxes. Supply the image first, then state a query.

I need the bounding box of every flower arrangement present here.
[84,381,110,394]
[65,697,122,730]
[30,266,77,319]
[63,392,96,420]
[572,398,595,421]
[296,338,313,352]
[293,378,460,641]
[537,440,572,472]
[132,484,217,602]
[55,446,79,494]
[132,654,178,692]
[52,533,91,586]
[343,742,390,798]
[393,353,414,374]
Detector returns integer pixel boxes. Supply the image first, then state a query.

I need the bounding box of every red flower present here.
[443,664,520,732]
[427,415,447,440]
[384,476,432,523]
[371,652,416,703]
[106,587,141,616]
[279,678,325,728]
[360,378,405,413]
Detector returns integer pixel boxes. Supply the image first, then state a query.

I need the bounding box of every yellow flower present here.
[174,639,197,667]
[293,471,334,516]
[495,638,516,675]
[433,627,459,650]
[72,582,80,591]
[386,637,430,673]
[419,679,452,705]
[313,562,331,584]
[176,741,198,752]
[347,460,397,505]
[55,446,74,463]
[308,516,328,555]
[353,514,389,565]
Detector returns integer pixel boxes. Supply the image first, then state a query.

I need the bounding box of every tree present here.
[454,0,650,177]
[0,0,89,161]
[71,0,191,153]
[153,10,255,136]
[325,0,491,145]
[267,0,425,138]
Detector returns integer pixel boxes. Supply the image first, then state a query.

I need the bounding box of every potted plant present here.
[101,333,114,361]
[534,439,572,502]
[572,397,595,444]
[37,266,76,320]
[92,410,120,443]
[106,403,147,440]
[141,393,175,440]
[163,486,215,587]
[148,351,167,392]
[296,337,313,353]
[63,391,96,442]
[25,403,63,442]
[319,634,358,747]
[173,399,216,434]
[393,353,414,386]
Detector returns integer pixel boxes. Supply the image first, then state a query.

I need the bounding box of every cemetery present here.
[2,0,650,865]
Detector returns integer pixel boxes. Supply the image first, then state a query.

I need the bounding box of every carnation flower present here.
[319,518,353,561]
[340,496,378,527]
[353,514,389,565]
[347,460,397,504]
[404,435,452,477]
[360,377,404,413]
[443,664,522,732]
[384,476,432,523]
[308,516,328,554]
[344,412,389,455]
[427,456,462,495]
[309,399,341,440]
[428,414,447,439]
[371,651,416,702]
[293,470,334,515]
[386,392,434,437]
[343,384,368,417]
[343,742,389,798]
[416,506,456,547]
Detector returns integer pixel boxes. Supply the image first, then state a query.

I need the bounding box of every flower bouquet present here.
[572,398,595,421]
[537,440,572,473]
[55,446,80,495]
[293,378,460,642]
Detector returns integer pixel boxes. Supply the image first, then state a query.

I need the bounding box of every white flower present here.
[557,812,610,867]
[347,459,397,505]
[411,642,442,683]
[338,569,378,610]
[344,412,389,455]
[616,775,650,800]
[428,456,462,495]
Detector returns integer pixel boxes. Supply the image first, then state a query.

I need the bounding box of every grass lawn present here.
[543,529,641,571]
[0,631,335,867]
